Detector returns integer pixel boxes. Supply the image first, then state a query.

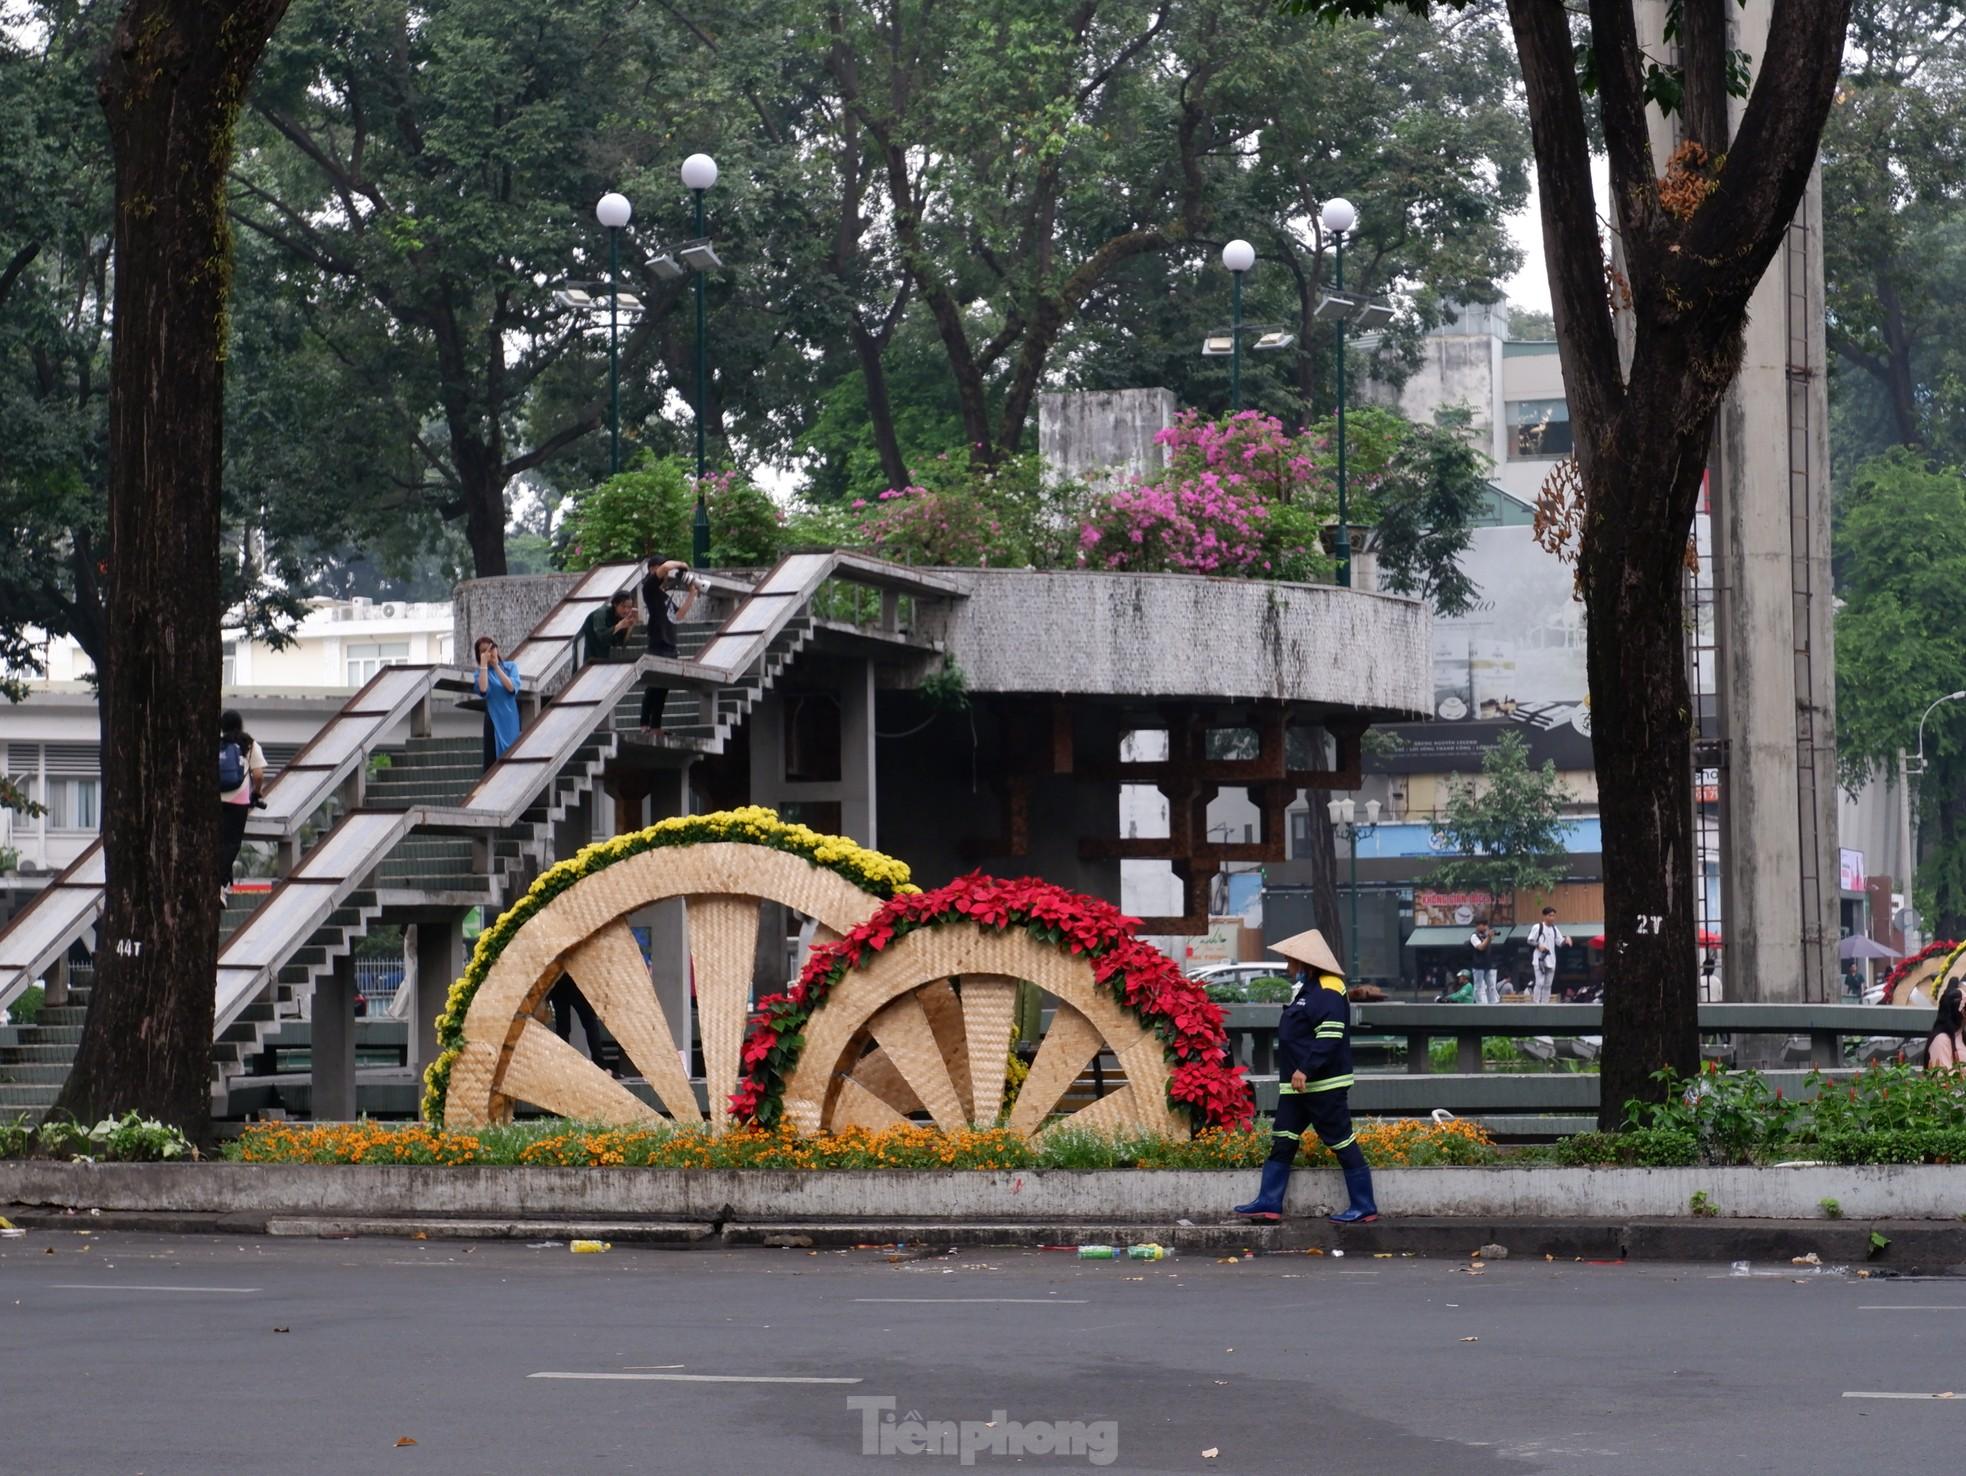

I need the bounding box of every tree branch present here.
[1505,0,1625,438]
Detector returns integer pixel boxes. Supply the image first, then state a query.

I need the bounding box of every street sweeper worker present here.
[1232,927,1378,1225]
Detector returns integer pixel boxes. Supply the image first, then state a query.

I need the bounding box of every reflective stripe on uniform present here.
[1305,1074,1354,1092]
[1315,1026,1345,1037]
[1325,1133,1357,1151]
[1277,1083,1303,1095]
[1272,1129,1301,1141]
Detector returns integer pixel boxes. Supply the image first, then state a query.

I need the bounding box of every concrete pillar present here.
[410,915,466,1071]
[1635,0,1838,1011]
[1704,0,1837,1008]
[841,658,877,849]
[312,954,357,1122]
[1038,388,1176,492]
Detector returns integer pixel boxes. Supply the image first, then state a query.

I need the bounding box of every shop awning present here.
[1404,926,1476,949]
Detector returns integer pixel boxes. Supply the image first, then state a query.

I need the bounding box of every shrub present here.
[33,1111,192,1163]
[1553,1131,1621,1167]
[0,1115,31,1159]
[9,984,43,1027]
[701,472,784,567]
[553,453,694,567]
[1244,977,1293,1003]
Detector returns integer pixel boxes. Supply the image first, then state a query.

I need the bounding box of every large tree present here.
[1821,1,1966,469]
[55,0,292,1132]
[1308,0,1853,1123]
[1834,450,1966,936]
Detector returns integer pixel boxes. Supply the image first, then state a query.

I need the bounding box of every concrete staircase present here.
[608,616,814,749]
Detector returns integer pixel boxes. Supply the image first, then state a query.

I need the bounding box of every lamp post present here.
[680,152,718,565]
[1199,238,1292,409]
[1900,689,1966,953]
[1222,239,1255,411]
[1319,198,1358,587]
[595,192,633,474]
[1327,794,1382,980]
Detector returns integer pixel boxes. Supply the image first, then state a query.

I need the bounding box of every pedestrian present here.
[1439,969,1475,1004]
[1525,906,1569,1004]
[1468,920,1498,1004]
[218,709,267,901]
[640,557,701,738]
[581,590,638,669]
[474,635,523,768]
[1926,983,1965,1073]
[1233,928,1377,1225]
[549,975,614,1073]
[1841,961,1865,1002]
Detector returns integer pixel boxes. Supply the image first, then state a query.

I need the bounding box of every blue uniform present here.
[1234,970,1378,1223]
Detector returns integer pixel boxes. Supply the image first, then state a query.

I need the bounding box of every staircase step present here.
[0,1044,79,1064]
[0,1084,59,1108]
[0,1063,73,1085]
[32,1005,90,1028]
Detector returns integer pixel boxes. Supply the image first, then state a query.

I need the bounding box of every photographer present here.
[1525,906,1569,1004]
[640,557,701,738]
[218,708,267,901]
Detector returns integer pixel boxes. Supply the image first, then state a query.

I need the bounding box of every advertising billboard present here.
[1367,524,1594,773]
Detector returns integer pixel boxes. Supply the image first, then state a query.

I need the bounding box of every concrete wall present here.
[9,1160,1966,1222]
[928,570,1430,716]
[1037,388,1175,491]
[453,572,587,668]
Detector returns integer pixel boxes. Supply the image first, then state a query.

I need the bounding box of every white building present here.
[5,598,456,874]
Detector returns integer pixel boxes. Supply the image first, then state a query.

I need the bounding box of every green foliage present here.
[1371,408,1491,617]
[1833,450,1966,930]
[1819,1197,1843,1219]
[703,474,784,568]
[1624,1064,1803,1166]
[554,456,695,568]
[1688,1189,1718,1218]
[0,1116,30,1158]
[1870,1229,1893,1258]
[1244,977,1294,1004]
[1428,732,1571,910]
[0,846,17,874]
[9,985,43,1027]
[916,660,971,715]
[32,1112,193,1163]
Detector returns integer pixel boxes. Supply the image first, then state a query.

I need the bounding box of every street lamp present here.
[1898,689,1966,954]
[1223,239,1254,411]
[596,192,632,473]
[680,152,718,565]
[1201,239,1295,412]
[1327,794,1383,980]
[1316,198,1393,589]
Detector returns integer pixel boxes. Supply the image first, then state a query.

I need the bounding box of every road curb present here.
[9,1204,1961,1270]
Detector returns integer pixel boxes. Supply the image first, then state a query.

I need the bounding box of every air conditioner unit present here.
[379,602,402,620]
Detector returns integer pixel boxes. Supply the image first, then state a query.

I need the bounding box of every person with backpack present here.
[218,709,267,901]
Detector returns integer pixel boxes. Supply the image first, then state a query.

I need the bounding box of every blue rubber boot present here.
[1329,1148,1378,1224]
[1233,1158,1291,1221]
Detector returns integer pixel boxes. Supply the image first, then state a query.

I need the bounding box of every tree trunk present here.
[454,436,508,578]
[56,0,291,1135]
[850,318,911,491]
[1582,428,1711,1128]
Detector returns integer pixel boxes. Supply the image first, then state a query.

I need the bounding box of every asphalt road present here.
[1,1230,1958,1475]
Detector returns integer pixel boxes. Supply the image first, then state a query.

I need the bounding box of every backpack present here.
[219,738,247,793]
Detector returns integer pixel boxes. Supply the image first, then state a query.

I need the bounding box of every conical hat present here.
[1272,928,1344,977]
